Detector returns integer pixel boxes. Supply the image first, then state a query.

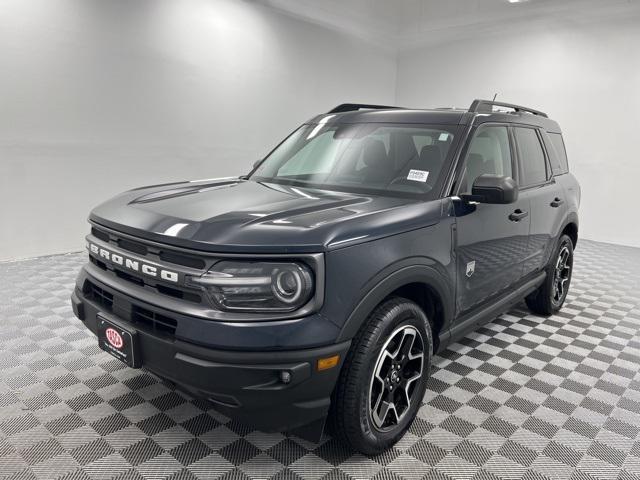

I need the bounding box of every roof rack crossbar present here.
[469,99,548,118]
[327,103,401,114]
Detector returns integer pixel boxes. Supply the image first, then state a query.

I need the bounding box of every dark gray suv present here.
[71,100,580,453]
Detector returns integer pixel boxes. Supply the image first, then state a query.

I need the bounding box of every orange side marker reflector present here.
[317,355,340,371]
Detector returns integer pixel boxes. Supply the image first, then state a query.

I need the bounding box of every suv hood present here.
[90,178,443,253]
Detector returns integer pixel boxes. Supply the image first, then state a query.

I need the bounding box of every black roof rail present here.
[327,103,401,114]
[469,99,548,118]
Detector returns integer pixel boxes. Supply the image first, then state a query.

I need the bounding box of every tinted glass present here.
[459,126,512,194]
[251,121,457,197]
[549,133,569,174]
[515,127,547,186]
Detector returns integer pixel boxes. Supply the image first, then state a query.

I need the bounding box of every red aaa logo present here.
[105,327,124,349]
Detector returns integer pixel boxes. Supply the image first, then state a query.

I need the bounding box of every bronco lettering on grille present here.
[88,243,179,283]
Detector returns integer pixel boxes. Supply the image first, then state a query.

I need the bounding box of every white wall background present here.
[1,0,639,260]
[396,17,640,248]
[0,0,396,261]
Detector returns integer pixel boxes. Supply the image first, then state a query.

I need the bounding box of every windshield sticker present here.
[438,133,449,141]
[407,169,429,182]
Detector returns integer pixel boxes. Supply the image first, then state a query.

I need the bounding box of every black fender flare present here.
[336,261,454,344]
[564,211,579,230]
[559,211,579,241]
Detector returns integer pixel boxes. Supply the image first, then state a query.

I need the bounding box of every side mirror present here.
[463,174,518,204]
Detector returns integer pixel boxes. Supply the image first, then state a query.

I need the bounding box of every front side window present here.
[251,122,458,197]
[515,127,548,186]
[458,126,513,194]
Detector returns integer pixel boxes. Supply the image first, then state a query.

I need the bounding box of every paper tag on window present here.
[438,133,449,141]
[407,169,429,182]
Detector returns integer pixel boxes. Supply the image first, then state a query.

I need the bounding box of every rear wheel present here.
[331,297,432,454]
[526,234,574,315]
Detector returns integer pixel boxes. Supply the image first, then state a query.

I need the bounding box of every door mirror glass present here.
[464,174,518,204]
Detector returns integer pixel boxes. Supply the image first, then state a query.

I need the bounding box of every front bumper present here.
[71,268,350,432]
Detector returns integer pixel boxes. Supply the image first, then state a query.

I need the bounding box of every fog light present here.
[280,371,292,384]
[317,355,340,371]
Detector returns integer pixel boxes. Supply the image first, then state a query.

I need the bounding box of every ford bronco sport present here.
[71,100,580,453]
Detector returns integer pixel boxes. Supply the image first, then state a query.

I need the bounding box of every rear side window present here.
[515,127,547,186]
[548,133,569,174]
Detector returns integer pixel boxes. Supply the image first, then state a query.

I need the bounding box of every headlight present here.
[188,261,314,312]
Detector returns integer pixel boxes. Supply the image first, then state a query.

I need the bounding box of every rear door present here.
[513,126,566,277]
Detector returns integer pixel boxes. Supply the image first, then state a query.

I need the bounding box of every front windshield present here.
[250,122,458,197]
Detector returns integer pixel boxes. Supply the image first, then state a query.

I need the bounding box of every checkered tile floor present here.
[2,240,640,480]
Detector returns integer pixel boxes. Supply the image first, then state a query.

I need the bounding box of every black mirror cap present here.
[470,174,518,204]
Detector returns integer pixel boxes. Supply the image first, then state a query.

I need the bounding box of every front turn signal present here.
[317,355,340,371]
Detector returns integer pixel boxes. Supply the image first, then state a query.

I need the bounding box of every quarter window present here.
[548,133,569,174]
[459,126,513,194]
[515,127,547,186]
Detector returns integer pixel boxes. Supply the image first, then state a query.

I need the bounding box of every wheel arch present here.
[561,218,578,247]
[336,264,454,352]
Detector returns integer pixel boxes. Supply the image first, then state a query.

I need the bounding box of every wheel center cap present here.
[390,370,399,383]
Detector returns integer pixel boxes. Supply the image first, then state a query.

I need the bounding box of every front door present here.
[453,125,531,314]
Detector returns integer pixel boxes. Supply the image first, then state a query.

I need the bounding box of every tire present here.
[331,297,433,454]
[525,234,574,316]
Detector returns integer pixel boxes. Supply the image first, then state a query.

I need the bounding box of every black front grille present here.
[83,280,179,339]
[91,227,110,243]
[132,306,177,336]
[156,284,201,303]
[85,282,113,310]
[89,255,108,271]
[89,226,206,305]
[117,238,148,256]
[92,226,207,270]
[91,227,207,270]
[114,268,145,286]
[159,250,206,269]
[110,267,201,303]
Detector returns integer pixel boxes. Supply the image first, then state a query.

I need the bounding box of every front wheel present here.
[331,297,432,454]
[526,234,574,316]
